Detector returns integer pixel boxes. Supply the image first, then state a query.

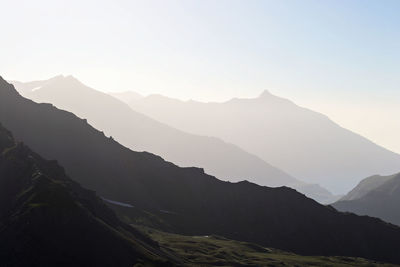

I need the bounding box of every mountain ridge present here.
[2,76,400,263]
[112,89,400,194]
[10,75,338,203]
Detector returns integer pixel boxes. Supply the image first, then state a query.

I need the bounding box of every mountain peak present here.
[43,75,84,90]
[258,90,274,99]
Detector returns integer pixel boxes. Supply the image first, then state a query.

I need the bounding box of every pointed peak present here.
[51,74,65,79]
[47,74,78,82]
[258,90,274,98]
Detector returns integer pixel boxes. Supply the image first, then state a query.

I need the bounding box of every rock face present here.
[334,172,400,226]
[1,76,400,264]
[11,75,335,203]
[112,90,400,194]
[0,123,172,267]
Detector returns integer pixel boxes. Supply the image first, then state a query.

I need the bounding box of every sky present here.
[0,0,399,153]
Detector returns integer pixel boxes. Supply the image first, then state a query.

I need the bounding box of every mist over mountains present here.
[3,0,400,265]
[11,75,338,203]
[2,76,400,264]
[112,90,400,194]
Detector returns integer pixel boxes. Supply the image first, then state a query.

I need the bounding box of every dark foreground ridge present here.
[0,123,173,266]
[1,76,400,264]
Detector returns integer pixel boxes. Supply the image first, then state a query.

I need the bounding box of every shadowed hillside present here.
[1,76,400,264]
[0,124,173,267]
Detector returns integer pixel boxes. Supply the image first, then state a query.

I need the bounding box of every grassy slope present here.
[136,226,398,267]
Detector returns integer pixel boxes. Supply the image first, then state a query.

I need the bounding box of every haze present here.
[1,0,399,153]
[2,1,400,265]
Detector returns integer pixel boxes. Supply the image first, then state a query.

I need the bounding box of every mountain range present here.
[0,123,394,266]
[11,75,336,203]
[2,76,400,264]
[112,90,400,194]
[334,172,400,226]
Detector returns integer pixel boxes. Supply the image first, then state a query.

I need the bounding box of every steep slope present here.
[11,76,334,203]
[0,124,172,267]
[114,91,400,194]
[334,173,400,226]
[2,76,400,263]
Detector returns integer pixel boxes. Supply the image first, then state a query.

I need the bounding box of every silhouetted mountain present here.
[334,172,400,226]
[11,76,335,203]
[2,76,400,264]
[0,124,172,267]
[114,90,400,194]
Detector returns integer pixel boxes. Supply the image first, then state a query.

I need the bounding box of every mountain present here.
[334,172,400,226]
[10,75,335,203]
[340,173,399,201]
[0,124,172,266]
[113,90,400,194]
[2,76,400,263]
[112,91,144,102]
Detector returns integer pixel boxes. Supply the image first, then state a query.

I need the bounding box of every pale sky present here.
[1,0,399,153]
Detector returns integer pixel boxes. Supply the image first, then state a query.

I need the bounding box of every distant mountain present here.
[11,76,335,203]
[334,172,400,226]
[340,173,399,201]
[0,124,171,266]
[2,76,400,263]
[113,90,400,194]
[112,91,144,102]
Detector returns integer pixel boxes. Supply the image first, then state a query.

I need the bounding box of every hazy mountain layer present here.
[113,91,400,194]
[340,173,399,201]
[2,76,400,263]
[334,173,400,226]
[11,76,336,203]
[0,124,171,267]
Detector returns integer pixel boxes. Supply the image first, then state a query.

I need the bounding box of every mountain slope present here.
[11,76,335,203]
[334,173,400,226]
[1,76,400,263]
[139,226,397,267]
[340,173,399,201]
[0,124,172,267]
[112,91,144,102]
[114,91,400,194]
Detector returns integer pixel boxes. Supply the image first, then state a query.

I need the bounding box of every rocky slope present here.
[0,124,173,266]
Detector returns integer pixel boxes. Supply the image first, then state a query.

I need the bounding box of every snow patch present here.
[101,197,134,208]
